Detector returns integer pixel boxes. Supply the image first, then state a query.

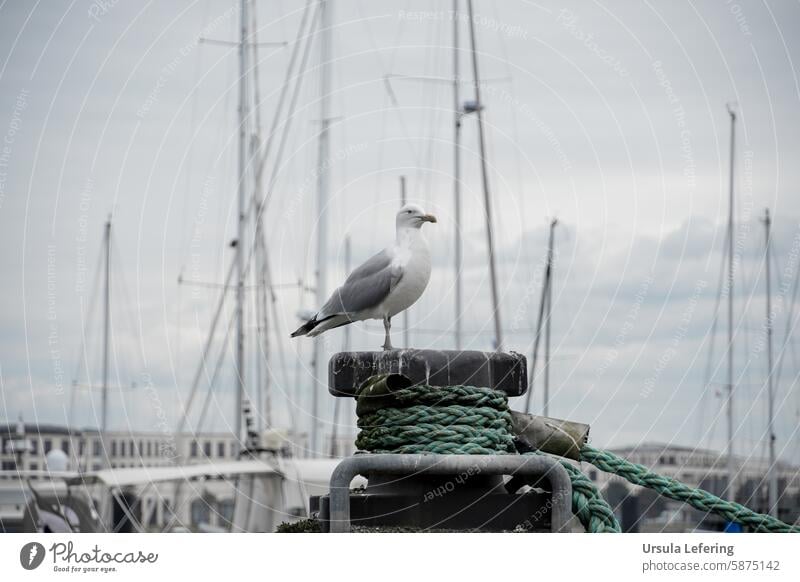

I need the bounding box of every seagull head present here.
[396,203,437,230]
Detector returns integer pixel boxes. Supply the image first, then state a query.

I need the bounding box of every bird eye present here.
[406,210,412,214]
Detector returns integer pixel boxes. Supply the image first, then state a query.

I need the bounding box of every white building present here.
[0,423,242,474]
[0,423,313,531]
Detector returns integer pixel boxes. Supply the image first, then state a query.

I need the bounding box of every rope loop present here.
[354,381,618,532]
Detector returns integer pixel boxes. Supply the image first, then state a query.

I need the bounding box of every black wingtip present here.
[290,318,317,338]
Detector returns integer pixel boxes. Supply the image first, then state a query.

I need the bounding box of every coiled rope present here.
[356,380,799,533]
[356,381,619,532]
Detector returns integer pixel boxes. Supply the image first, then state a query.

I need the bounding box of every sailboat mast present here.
[453,0,463,351]
[312,0,333,455]
[466,0,503,351]
[725,104,736,502]
[329,236,351,458]
[763,208,778,516]
[101,217,111,467]
[235,0,249,444]
[543,218,557,417]
[400,176,409,348]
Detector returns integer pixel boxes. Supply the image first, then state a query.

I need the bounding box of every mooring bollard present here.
[312,349,574,533]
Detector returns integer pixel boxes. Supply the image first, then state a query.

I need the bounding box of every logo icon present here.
[20,542,46,570]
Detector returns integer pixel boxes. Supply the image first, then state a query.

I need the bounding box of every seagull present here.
[291,203,437,350]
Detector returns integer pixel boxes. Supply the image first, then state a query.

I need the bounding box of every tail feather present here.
[291,314,352,338]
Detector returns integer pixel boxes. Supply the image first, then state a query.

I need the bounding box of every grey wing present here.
[318,249,401,317]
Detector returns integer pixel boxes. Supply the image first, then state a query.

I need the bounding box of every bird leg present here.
[382,316,393,351]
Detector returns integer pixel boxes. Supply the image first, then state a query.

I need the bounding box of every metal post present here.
[453,0,463,351]
[726,104,736,502]
[466,0,503,351]
[312,0,333,456]
[763,208,777,517]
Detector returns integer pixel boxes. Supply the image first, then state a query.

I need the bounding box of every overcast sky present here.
[1,0,799,463]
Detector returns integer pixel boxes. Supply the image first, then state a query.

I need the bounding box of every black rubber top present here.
[328,349,528,397]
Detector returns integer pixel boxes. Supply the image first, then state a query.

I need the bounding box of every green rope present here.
[555,457,621,533]
[580,445,800,533]
[355,380,799,533]
[355,382,618,532]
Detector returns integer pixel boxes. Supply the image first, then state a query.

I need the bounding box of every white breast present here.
[379,236,431,318]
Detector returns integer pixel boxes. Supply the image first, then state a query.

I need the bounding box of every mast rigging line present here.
[175,259,237,441]
[196,309,237,435]
[70,230,107,386]
[466,0,503,352]
[773,232,800,391]
[249,0,318,437]
[524,218,557,415]
[251,0,319,217]
[178,278,310,291]
[179,2,318,442]
[248,3,319,433]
